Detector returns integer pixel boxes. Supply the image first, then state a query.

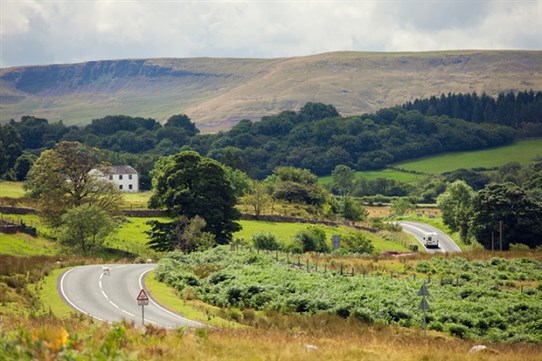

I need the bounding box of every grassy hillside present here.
[319,139,542,184]
[395,138,542,174]
[1,50,540,132]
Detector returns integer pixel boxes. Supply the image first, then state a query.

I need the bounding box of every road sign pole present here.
[142,303,145,325]
[423,306,427,339]
[417,282,430,340]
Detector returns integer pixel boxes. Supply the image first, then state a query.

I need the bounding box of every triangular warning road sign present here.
[419,297,430,310]
[136,289,149,301]
[417,283,430,297]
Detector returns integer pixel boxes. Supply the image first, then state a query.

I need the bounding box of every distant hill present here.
[1,50,540,133]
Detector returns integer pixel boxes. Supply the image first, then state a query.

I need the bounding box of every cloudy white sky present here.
[1,0,540,68]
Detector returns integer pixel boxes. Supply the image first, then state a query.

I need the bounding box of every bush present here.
[292,226,330,253]
[448,324,469,339]
[340,232,374,254]
[252,232,282,251]
[510,243,531,251]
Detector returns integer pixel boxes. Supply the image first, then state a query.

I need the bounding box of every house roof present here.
[100,165,138,175]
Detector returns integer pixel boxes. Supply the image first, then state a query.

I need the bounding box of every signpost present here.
[417,282,430,339]
[136,289,149,325]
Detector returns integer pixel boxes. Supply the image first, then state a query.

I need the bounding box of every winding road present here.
[59,263,204,328]
[399,221,462,253]
[58,222,459,326]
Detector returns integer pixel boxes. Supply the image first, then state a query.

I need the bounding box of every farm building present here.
[90,165,139,192]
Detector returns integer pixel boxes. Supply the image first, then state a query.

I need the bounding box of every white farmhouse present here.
[90,165,139,192]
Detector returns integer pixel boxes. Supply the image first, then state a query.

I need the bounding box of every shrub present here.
[292,226,330,253]
[448,324,469,339]
[341,232,374,254]
[252,232,282,251]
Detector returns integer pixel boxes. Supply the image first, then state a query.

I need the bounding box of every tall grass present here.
[1,313,540,361]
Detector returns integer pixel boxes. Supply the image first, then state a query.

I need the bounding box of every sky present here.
[1,0,541,68]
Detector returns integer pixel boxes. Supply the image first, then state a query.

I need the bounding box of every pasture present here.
[394,138,542,174]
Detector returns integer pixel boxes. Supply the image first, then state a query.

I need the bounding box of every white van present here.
[423,232,439,248]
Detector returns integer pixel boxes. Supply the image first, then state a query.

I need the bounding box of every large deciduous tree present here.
[437,180,475,243]
[471,183,542,250]
[149,150,241,245]
[25,141,123,226]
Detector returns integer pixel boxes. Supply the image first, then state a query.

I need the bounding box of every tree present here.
[164,114,199,136]
[269,166,328,206]
[242,180,272,218]
[58,205,115,255]
[471,183,542,249]
[331,165,355,196]
[340,196,367,223]
[149,150,241,244]
[24,141,123,226]
[390,198,415,216]
[437,180,475,243]
[146,215,215,252]
[13,153,37,181]
[0,124,23,178]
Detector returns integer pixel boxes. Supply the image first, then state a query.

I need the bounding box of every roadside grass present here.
[144,271,238,328]
[3,311,541,361]
[394,138,542,174]
[39,268,75,318]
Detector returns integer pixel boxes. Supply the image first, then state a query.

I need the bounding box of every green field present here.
[320,169,424,185]
[0,181,26,198]
[395,139,542,174]
[236,220,411,253]
[319,139,542,184]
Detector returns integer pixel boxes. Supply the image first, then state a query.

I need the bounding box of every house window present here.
[129,184,133,190]
[119,185,123,190]
[129,174,133,180]
[109,175,113,180]
[119,175,123,180]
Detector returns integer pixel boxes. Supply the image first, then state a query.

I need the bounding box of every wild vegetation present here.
[155,246,542,342]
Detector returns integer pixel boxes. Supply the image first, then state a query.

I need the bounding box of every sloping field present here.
[395,139,542,174]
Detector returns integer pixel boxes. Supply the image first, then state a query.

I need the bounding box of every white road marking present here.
[139,267,204,328]
[59,267,107,323]
[99,267,135,317]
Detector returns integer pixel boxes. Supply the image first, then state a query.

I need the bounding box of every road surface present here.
[399,221,462,253]
[59,263,204,328]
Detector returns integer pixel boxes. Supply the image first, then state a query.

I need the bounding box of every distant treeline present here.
[1,91,539,187]
[402,90,542,134]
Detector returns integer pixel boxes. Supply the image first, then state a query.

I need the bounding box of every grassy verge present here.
[145,270,238,328]
[39,267,74,318]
